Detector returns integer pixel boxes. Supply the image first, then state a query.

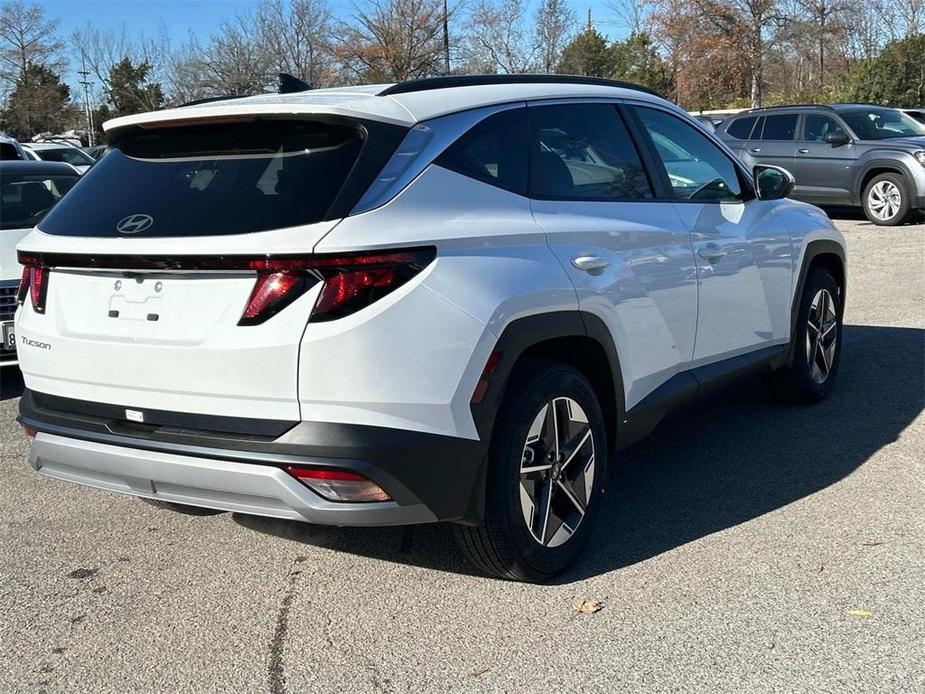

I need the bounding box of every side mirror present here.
[825,132,850,146]
[754,165,795,201]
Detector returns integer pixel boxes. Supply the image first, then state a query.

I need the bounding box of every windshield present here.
[0,171,79,229]
[36,147,95,166]
[39,118,366,238]
[839,108,925,140]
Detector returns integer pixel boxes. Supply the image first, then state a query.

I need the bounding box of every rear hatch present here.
[15,114,406,425]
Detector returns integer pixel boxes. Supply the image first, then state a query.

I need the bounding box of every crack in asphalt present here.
[268,558,305,694]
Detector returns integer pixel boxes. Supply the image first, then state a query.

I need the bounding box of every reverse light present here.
[285,466,391,503]
[17,253,49,314]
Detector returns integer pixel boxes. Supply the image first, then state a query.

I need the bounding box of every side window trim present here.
[627,103,756,204]
[525,100,658,203]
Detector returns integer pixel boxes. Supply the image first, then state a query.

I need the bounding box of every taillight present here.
[285,466,391,503]
[238,247,435,326]
[17,253,49,314]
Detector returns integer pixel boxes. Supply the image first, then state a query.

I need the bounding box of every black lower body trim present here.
[19,389,487,524]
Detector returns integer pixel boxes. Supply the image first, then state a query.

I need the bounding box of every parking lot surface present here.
[1,215,923,694]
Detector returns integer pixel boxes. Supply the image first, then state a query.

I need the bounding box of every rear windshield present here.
[35,147,95,167]
[39,119,365,237]
[0,171,79,229]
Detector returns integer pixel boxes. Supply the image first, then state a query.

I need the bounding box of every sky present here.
[43,0,625,98]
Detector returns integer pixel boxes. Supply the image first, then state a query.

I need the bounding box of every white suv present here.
[15,76,846,581]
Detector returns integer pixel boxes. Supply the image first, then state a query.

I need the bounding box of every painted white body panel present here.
[0,226,30,281]
[17,85,846,442]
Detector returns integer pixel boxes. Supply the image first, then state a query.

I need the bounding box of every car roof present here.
[0,160,80,175]
[103,76,682,134]
[25,142,80,150]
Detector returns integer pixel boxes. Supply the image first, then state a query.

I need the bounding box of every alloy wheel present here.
[805,288,838,384]
[519,397,596,548]
[868,180,902,221]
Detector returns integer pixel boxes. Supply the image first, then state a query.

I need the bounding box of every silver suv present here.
[717,104,925,226]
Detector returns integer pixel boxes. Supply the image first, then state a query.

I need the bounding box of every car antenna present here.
[278,73,312,94]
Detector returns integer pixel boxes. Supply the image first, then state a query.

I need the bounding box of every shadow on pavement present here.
[237,324,924,583]
[1,367,24,401]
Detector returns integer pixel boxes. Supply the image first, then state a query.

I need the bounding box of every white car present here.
[22,142,95,174]
[15,76,846,581]
[0,161,80,365]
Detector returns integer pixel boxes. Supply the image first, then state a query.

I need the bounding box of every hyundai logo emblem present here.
[116,213,154,234]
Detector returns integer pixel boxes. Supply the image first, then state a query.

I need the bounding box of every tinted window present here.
[727,116,757,139]
[838,107,925,139]
[35,147,95,166]
[635,107,742,202]
[435,108,527,195]
[528,104,652,200]
[803,115,847,142]
[0,171,79,229]
[760,114,797,140]
[39,119,365,238]
[1,143,21,160]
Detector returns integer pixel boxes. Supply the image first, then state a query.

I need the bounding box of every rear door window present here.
[802,115,847,141]
[726,116,757,140]
[760,114,798,140]
[527,103,653,200]
[38,119,368,238]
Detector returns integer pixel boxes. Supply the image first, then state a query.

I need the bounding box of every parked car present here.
[22,142,96,174]
[83,144,108,160]
[691,114,725,131]
[1,134,28,161]
[717,104,925,225]
[902,108,925,125]
[15,75,846,581]
[1,161,80,366]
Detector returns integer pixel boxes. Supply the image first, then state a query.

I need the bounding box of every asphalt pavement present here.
[1,214,923,693]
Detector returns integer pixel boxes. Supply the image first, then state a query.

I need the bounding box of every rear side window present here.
[1,143,22,160]
[39,119,366,238]
[726,116,757,139]
[528,104,653,200]
[760,114,797,140]
[0,172,79,229]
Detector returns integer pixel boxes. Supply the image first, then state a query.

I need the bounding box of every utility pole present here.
[78,49,95,146]
[442,0,450,75]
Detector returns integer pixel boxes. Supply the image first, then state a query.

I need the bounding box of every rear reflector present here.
[285,466,391,503]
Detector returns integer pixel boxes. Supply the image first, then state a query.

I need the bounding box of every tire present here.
[454,360,607,582]
[140,497,226,516]
[862,172,912,226]
[770,266,843,403]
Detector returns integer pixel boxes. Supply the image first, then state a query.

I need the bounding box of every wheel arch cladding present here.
[788,240,846,365]
[470,311,624,454]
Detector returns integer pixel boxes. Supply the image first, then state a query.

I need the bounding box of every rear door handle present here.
[571,255,610,272]
[798,148,809,154]
[697,247,728,263]
[750,147,761,153]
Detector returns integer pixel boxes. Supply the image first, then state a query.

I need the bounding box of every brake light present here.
[285,466,391,503]
[17,253,49,314]
[238,248,435,326]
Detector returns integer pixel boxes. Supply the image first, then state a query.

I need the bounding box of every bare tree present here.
[464,0,538,74]
[0,0,63,89]
[199,14,274,95]
[257,0,335,87]
[535,0,576,73]
[606,0,653,35]
[337,0,446,82]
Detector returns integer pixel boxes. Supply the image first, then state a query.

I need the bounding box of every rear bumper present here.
[19,389,487,526]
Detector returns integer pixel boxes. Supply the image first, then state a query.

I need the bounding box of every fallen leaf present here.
[847,609,873,617]
[571,598,603,614]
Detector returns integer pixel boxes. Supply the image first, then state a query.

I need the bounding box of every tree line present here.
[0,0,922,141]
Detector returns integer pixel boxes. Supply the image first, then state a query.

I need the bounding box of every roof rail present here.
[742,103,836,113]
[378,74,663,99]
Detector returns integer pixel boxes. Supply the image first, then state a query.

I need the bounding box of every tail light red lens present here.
[285,466,391,503]
[238,247,435,326]
[17,253,49,314]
